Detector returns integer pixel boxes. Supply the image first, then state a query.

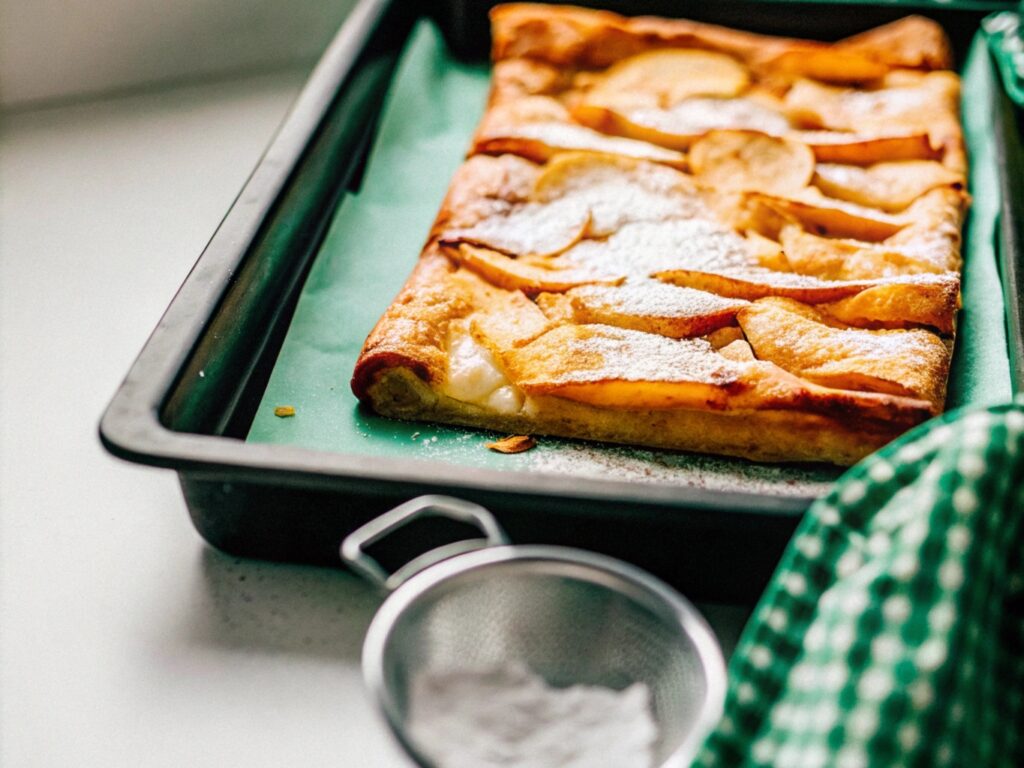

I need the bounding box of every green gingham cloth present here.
[694,397,1024,767]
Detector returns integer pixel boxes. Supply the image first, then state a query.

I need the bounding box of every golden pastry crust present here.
[488,4,951,73]
[480,6,964,174]
[363,367,924,466]
[352,5,967,466]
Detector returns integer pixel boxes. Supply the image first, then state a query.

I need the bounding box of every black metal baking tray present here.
[992,75,1024,391]
[100,0,1019,603]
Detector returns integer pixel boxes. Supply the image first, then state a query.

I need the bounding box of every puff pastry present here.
[352,4,967,465]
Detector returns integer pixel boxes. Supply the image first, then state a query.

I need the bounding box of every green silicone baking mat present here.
[247,20,1012,494]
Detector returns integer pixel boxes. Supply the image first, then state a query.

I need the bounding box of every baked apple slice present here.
[571,96,790,151]
[813,160,964,212]
[499,322,934,427]
[474,98,688,169]
[756,188,908,241]
[559,282,748,338]
[737,297,950,407]
[440,198,591,258]
[583,49,750,112]
[791,131,941,165]
[777,225,947,280]
[446,243,624,295]
[531,152,706,236]
[689,130,815,196]
[500,323,746,409]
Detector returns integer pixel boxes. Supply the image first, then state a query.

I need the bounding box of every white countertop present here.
[0,70,747,767]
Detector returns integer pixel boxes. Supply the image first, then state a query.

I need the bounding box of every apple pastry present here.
[352,4,967,465]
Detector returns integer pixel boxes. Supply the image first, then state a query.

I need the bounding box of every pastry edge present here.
[359,366,904,466]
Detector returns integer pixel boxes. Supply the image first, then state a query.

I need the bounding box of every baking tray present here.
[992,63,1024,390]
[100,0,1020,603]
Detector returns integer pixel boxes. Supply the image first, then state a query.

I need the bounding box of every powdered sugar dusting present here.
[570,282,746,319]
[534,158,701,236]
[510,121,684,164]
[403,430,838,497]
[548,325,743,385]
[665,266,958,291]
[886,229,962,272]
[837,86,939,131]
[525,442,837,496]
[790,187,907,227]
[697,267,858,289]
[563,220,753,280]
[792,129,921,145]
[408,665,658,768]
[442,198,590,258]
[627,97,791,137]
[819,325,943,361]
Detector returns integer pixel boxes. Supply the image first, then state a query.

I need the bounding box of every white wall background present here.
[1,0,359,108]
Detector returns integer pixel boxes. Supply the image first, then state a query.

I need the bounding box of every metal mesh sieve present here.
[343,496,726,768]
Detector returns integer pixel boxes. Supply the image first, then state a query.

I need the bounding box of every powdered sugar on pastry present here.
[568,282,747,319]
[625,97,791,138]
[532,153,705,236]
[514,324,743,386]
[441,198,591,258]
[482,121,687,167]
[562,220,753,281]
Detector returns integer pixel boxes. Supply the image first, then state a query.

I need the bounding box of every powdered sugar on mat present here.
[408,664,658,768]
[524,443,838,496]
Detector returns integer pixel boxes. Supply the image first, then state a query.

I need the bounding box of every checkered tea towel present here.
[694,397,1024,767]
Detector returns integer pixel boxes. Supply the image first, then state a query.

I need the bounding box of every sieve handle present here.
[340,495,509,592]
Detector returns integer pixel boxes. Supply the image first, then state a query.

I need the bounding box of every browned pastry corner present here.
[353,4,967,466]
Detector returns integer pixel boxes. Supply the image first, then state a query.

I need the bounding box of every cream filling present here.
[443,325,525,415]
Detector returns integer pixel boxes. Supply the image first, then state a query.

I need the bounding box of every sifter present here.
[341,495,727,768]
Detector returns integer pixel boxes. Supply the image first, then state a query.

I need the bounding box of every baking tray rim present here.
[99,0,1014,522]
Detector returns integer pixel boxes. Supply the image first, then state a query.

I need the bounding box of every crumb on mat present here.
[486,435,536,454]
